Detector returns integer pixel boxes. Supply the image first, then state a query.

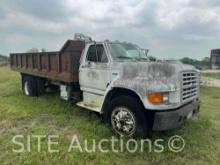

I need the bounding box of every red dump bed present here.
[10,40,85,83]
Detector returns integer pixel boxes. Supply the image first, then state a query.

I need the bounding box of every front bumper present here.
[152,99,200,131]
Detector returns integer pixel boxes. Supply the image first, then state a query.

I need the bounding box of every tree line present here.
[0,54,9,66]
[0,52,211,69]
[180,57,210,69]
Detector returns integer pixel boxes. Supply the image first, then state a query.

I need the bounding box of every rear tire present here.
[22,75,38,96]
[104,95,150,138]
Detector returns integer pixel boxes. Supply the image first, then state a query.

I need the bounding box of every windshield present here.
[108,43,147,60]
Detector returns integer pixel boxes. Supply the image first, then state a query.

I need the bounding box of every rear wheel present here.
[104,95,150,138]
[22,75,38,96]
[24,80,30,96]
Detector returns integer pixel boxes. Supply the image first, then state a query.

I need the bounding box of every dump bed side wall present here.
[10,40,85,83]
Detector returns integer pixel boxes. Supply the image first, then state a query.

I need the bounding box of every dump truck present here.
[10,33,200,138]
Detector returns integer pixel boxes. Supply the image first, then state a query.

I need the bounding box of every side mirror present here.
[141,49,149,57]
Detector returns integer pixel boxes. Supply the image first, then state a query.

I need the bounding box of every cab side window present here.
[87,44,108,63]
[87,45,97,62]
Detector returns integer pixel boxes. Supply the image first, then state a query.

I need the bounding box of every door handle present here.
[81,62,92,68]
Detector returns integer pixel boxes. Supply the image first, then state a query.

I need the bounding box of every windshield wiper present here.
[116,56,134,59]
[135,57,149,61]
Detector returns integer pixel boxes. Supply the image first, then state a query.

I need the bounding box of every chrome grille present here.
[182,72,198,102]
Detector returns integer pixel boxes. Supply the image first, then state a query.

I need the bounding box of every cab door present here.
[79,44,111,96]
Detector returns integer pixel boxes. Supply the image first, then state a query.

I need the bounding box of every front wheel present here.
[111,106,137,136]
[105,95,150,138]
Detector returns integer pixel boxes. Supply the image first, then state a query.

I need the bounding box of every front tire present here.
[104,95,150,138]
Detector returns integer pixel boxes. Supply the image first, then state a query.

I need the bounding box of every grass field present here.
[0,66,220,165]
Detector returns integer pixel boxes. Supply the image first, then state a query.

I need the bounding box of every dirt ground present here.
[201,70,220,87]
[201,70,220,73]
[201,76,220,88]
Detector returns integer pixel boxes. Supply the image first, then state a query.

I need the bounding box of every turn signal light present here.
[147,92,164,105]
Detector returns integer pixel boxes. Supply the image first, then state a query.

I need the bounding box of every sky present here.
[1,0,220,60]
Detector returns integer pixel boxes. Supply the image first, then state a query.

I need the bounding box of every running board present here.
[76,101,101,112]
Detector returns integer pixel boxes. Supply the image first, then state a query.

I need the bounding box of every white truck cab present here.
[75,36,200,137]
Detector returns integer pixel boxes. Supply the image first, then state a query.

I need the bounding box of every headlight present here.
[147,92,169,105]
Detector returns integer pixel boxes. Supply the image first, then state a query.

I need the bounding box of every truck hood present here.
[111,61,196,98]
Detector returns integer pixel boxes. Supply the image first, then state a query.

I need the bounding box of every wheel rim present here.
[24,81,30,96]
[111,107,136,136]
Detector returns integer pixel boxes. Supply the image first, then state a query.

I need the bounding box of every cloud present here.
[4,0,71,21]
[0,0,220,59]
